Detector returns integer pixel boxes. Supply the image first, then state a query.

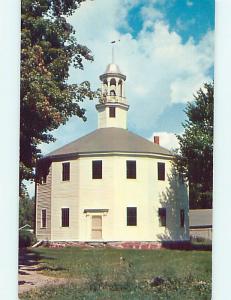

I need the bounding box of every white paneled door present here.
[91,216,102,239]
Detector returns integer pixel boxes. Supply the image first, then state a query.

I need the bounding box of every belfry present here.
[96,63,129,129]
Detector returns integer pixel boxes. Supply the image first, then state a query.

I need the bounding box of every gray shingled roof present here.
[189,209,212,228]
[47,127,172,158]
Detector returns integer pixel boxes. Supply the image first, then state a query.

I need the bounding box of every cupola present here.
[96,62,129,129]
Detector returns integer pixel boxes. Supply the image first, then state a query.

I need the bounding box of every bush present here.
[19,230,37,248]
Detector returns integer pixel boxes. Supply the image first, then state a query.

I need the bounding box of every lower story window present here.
[41,209,47,228]
[180,209,185,227]
[158,208,166,227]
[62,208,69,227]
[127,207,137,226]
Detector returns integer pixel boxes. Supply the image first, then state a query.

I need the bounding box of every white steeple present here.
[96,62,129,129]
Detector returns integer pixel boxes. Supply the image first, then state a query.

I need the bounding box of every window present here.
[61,208,69,227]
[158,208,166,226]
[127,160,136,179]
[109,106,116,118]
[41,209,47,228]
[180,209,185,227]
[62,162,70,181]
[158,162,165,181]
[92,160,102,179]
[127,207,137,226]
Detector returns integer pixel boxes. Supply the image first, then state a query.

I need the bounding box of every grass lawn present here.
[20,247,211,299]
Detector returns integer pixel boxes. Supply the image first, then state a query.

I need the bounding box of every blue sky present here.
[121,0,214,44]
[26,0,214,196]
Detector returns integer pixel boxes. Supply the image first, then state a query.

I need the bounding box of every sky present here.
[26,0,214,196]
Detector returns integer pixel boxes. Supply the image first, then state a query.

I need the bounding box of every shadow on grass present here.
[160,241,212,251]
[19,248,55,267]
[23,265,66,272]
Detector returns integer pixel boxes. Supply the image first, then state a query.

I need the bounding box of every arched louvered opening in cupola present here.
[118,79,123,97]
[103,79,108,95]
[110,78,116,96]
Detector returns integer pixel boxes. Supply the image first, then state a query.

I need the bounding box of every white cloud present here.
[148,131,180,150]
[176,17,196,31]
[141,5,164,24]
[186,1,194,7]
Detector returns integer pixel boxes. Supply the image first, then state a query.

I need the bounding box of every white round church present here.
[36,62,189,246]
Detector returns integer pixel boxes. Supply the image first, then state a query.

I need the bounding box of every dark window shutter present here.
[41,209,46,228]
[109,107,116,118]
[62,162,70,181]
[158,162,165,181]
[180,209,185,227]
[126,161,136,179]
[127,207,137,226]
[158,208,166,226]
[62,208,69,227]
[92,160,102,179]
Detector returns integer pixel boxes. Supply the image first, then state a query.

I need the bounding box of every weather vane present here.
[110,39,120,63]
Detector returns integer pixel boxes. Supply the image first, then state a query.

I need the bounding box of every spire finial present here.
[110,40,120,63]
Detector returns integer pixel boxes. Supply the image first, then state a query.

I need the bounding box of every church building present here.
[35,61,189,245]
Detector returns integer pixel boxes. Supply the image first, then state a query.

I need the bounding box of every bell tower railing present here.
[100,95,127,105]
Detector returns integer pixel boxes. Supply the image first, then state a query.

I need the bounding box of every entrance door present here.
[91,216,102,239]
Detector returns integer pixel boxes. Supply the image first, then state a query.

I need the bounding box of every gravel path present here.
[18,250,67,295]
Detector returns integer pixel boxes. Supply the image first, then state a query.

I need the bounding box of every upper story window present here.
[62,162,70,181]
[61,208,69,227]
[158,162,165,181]
[92,160,102,179]
[41,209,47,228]
[126,160,136,179]
[180,209,185,227]
[109,106,116,118]
[127,207,137,226]
[158,208,166,226]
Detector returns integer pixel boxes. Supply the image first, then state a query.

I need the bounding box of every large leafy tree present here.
[174,82,213,209]
[21,0,98,186]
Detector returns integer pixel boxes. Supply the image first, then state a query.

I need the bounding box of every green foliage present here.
[174,82,213,208]
[19,185,35,228]
[20,248,211,299]
[19,230,37,248]
[20,0,99,183]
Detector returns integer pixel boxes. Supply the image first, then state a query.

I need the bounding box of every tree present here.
[174,82,213,209]
[19,186,35,228]
[20,0,98,186]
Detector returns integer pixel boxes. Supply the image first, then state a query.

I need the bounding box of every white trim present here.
[78,151,172,159]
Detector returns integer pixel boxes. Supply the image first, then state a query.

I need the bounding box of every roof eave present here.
[44,150,173,162]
